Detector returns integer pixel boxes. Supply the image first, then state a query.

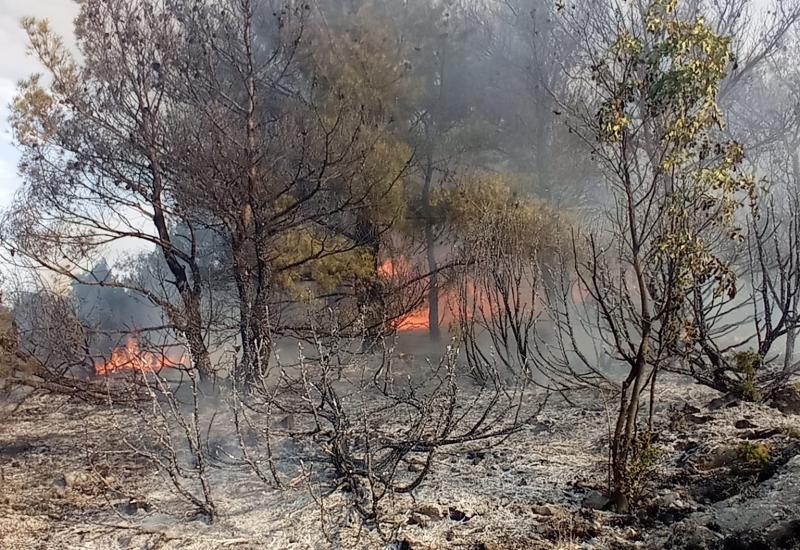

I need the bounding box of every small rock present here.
[688,414,713,424]
[531,504,557,516]
[467,451,486,465]
[766,518,800,546]
[406,512,429,527]
[448,507,468,522]
[667,520,723,548]
[622,526,638,538]
[708,394,740,410]
[655,491,682,509]
[735,419,758,429]
[742,428,783,440]
[582,490,610,510]
[695,445,740,470]
[52,475,67,489]
[64,471,90,487]
[415,504,444,520]
[51,475,67,495]
[112,499,152,516]
[770,385,800,415]
[610,492,629,513]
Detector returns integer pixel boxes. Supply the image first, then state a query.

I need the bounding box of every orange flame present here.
[379,258,590,333]
[378,258,400,279]
[393,307,431,332]
[380,257,455,332]
[94,336,187,376]
[380,258,428,332]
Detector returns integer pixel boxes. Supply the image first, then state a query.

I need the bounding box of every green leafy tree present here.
[315,0,520,341]
[5,1,415,385]
[561,0,756,506]
[6,10,216,379]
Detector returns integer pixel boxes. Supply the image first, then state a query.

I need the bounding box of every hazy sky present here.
[0,0,778,210]
[0,0,77,208]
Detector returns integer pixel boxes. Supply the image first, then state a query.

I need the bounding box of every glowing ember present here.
[94,336,187,376]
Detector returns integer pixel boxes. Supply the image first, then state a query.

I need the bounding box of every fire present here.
[380,258,429,332]
[378,257,590,333]
[94,336,187,376]
[380,257,453,332]
[394,307,431,331]
[378,257,406,279]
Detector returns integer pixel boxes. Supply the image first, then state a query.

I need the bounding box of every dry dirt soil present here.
[1,376,799,549]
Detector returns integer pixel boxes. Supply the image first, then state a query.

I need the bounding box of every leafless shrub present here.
[454,222,543,382]
[447,177,573,386]
[0,279,134,405]
[228,319,543,532]
[109,340,218,522]
[99,314,543,534]
[748,195,800,391]
[674,193,800,400]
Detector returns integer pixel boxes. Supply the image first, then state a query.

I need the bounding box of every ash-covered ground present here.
[1,373,799,549]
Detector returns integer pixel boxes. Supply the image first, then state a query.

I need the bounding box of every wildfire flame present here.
[379,257,453,332]
[379,257,590,333]
[94,336,188,376]
[392,307,431,332]
[377,258,402,279]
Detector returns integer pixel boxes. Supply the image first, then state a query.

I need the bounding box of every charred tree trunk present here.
[146,131,213,383]
[354,216,384,352]
[232,239,256,387]
[422,152,441,342]
[784,147,800,374]
[231,227,273,389]
[233,0,273,389]
[181,291,213,381]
